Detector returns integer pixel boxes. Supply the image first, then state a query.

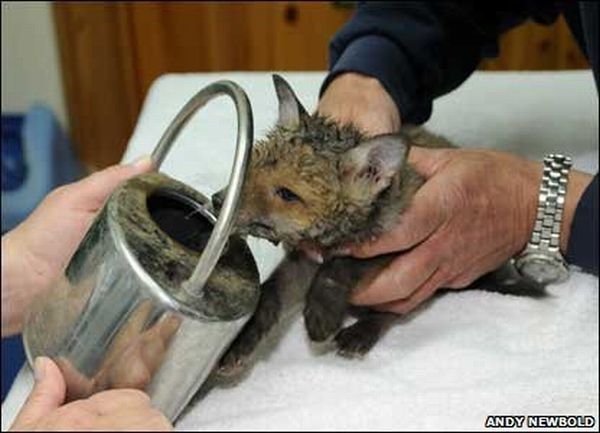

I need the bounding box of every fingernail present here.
[129,155,153,169]
[34,357,46,381]
[312,251,324,264]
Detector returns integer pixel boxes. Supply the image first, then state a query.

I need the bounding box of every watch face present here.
[519,255,568,284]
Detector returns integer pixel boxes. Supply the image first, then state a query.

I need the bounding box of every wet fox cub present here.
[213,75,540,374]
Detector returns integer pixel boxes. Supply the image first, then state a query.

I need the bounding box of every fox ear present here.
[341,134,409,199]
[273,74,309,128]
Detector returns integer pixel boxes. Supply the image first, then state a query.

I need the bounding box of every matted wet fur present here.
[211,75,544,378]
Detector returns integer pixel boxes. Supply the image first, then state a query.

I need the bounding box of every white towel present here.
[2,71,598,431]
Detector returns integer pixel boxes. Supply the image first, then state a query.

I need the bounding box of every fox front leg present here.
[335,309,396,358]
[218,251,318,377]
[303,257,354,342]
[217,274,281,377]
[304,255,397,357]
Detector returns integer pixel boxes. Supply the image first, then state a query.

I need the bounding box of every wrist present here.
[2,233,23,336]
[559,169,593,255]
[518,159,592,257]
[328,72,389,93]
[513,155,579,284]
[515,156,592,284]
[1,231,44,337]
[514,158,544,256]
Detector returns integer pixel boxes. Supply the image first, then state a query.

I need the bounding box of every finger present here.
[72,156,154,209]
[372,268,445,314]
[125,299,155,335]
[51,356,95,400]
[350,182,445,258]
[350,246,439,305]
[157,314,182,341]
[106,345,152,390]
[13,357,66,426]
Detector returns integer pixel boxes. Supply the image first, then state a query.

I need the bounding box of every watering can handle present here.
[150,80,253,294]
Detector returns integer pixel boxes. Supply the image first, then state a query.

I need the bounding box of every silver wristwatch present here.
[514,154,572,285]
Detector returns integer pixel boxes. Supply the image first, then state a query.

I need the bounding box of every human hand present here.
[1,157,153,337]
[346,147,592,314]
[94,301,182,394]
[317,72,401,136]
[49,302,182,401]
[9,357,172,431]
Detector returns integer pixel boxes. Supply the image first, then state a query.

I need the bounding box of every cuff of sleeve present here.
[319,35,431,124]
[566,173,598,275]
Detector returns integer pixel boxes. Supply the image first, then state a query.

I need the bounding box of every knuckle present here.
[434,267,455,288]
[388,271,411,299]
[47,184,72,202]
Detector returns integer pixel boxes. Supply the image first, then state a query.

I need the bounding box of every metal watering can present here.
[22,81,259,422]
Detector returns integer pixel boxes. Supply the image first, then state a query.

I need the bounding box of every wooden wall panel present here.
[128,2,270,101]
[271,2,352,70]
[52,2,590,169]
[127,2,351,97]
[53,2,141,169]
[480,16,588,70]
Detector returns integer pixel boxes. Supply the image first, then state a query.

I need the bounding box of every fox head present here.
[214,75,412,250]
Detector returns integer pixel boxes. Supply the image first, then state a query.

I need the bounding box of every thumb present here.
[73,155,154,209]
[13,357,66,427]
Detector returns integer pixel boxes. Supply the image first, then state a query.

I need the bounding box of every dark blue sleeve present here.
[566,174,599,275]
[320,1,559,124]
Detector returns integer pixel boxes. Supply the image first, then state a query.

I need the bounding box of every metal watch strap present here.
[528,154,572,252]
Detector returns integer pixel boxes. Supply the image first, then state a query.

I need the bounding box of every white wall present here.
[1,1,68,129]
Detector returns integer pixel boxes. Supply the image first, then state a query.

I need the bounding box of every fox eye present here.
[275,186,302,203]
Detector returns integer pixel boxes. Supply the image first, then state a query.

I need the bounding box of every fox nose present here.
[211,189,226,214]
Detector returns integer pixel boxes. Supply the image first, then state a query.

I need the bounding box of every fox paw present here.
[216,329,261,378]
[334,322,379,358]
[216,347,250,378]
[304,302,343,342]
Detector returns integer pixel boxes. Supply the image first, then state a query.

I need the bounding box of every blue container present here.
[1,105,83,232]
[2,115,28,191]
[1,105,84,401]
